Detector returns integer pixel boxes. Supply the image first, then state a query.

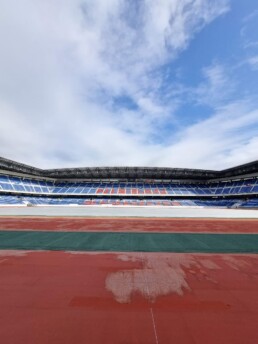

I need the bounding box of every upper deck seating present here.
[0,175,257,197]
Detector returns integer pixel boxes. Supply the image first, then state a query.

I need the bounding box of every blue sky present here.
[0,0,258,169]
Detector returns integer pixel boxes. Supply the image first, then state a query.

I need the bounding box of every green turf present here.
[1,231,258,253]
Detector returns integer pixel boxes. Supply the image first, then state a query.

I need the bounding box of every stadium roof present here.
[0,157,257,180]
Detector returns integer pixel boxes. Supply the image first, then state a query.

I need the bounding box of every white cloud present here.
[3,0,257,171]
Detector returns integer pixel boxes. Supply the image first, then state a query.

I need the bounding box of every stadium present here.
[1,1,258,343]
[0,156,257,209]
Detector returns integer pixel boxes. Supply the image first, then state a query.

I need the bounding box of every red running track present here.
[1,217,258,343]
[0,250,258,344]
[0,217,258,233]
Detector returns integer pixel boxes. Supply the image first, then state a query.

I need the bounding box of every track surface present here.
[0,215,258,343]
[1,250,258,344]
[0,216,258,233]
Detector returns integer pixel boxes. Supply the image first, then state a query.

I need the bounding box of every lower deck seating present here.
[0,195,257,208]
[240,199,258,208]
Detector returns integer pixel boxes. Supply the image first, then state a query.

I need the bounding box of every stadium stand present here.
[0,157,257,208]
[0,175,257,196]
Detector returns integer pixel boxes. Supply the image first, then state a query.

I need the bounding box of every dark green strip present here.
[1,231,258,253]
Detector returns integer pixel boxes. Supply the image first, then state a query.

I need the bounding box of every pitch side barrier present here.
[0,187,258,199]
[0,189,258,200]
[0,192,258,202]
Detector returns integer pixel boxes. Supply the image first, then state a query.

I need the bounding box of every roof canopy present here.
[0,157,257,180]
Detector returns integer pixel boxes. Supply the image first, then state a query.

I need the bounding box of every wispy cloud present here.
[193,63,234,107]
[246,55,258,70]
[156,99,258,169]
[241,8,258,71]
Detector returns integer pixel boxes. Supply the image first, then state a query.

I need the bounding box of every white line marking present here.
[140,253,159,344]
[150,307,159,344]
